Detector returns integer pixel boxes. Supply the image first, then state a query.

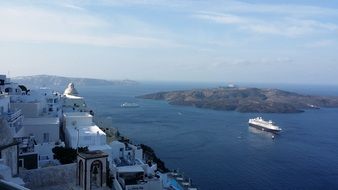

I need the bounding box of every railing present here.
[7,109,23,133]
[7,109,23,123]
[0,180,30,190]
[16,137,36,155]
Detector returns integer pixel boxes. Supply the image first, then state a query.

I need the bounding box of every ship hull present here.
[249,123,281,133]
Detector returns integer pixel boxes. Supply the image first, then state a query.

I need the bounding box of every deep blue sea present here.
[76,82,338,190]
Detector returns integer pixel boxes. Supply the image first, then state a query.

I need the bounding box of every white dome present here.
[63,83,79,95]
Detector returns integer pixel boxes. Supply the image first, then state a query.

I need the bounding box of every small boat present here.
[121,102,140,108]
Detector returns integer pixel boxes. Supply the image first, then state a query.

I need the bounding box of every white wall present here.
[65,126,106,149]
[0,95,9,115]
[11,102,42,118]
[35,142,64,162]
[0,145,18,177]
[110,141,125,159]
[63,113,93,128]
[23,123,59,143]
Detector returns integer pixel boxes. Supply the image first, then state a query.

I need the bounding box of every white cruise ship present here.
[121,102,140,108]
[248,117,282,133]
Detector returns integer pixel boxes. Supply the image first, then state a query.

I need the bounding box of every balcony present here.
[8,109,23,123]
[16,136,36,155]
[7,109,23,133]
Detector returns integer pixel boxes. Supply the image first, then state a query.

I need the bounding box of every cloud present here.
[0,5,178,48]
[94,0,338,18]
[304,40,336,48]
[210,57,294,68]
[194,12,245,24]
[194,12,338,37]
[61,3,85,11]
[218,1,338,17]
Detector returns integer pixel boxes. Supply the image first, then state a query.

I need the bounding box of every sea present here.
[75,82,338,190]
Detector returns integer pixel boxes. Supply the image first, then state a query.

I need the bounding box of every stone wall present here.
[0,118,13,146]
[19,163,76,189]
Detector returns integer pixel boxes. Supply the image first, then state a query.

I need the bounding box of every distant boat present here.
[121,102,140,108]
[307,104,320,109]
[248,117,282,133]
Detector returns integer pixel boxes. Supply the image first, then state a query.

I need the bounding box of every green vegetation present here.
[52,146,88,164]
[140,144,169,172]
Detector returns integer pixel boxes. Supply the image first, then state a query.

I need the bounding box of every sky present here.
[1,0,338,84]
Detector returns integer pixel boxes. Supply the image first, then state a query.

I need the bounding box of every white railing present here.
[8,109,23,122]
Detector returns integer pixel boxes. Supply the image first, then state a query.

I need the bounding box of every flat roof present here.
[63,112,92,117]
[66,125,106,136]
[23,117,60,125]
[64,94,83,99]
[78,150,108,159]
[88,144,112,151]
[110,141,125,146]
[118,165,144,173]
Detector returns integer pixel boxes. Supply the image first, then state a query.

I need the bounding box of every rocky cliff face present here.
[138,87,338,113]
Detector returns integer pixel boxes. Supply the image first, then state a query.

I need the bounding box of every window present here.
[5,88,12,93]
[18,159,24,168]
[43,133,50,142]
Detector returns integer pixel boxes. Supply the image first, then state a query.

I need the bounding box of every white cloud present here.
[93,0,338,18]
[194,12,245,24]
[194,12,338,37]
[304,40,335,48]
[218,1,338,17]
[210,57,294,68]
[61,3,85,11]
[0,5,178,48]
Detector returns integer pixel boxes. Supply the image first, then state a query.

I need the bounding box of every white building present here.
[0,93,24,136]
[21,117,60,143]
[62,83,89,113]
[63,112,110,151]
[0,75,65,170]
[0,94,10,114]
[0,75,23,96]
[10,87,61,118]
[0,114,25,186]
[109,141,163,190]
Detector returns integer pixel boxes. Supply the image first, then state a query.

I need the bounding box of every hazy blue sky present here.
[1,0,338,84]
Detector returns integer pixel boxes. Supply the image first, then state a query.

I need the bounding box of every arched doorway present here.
[90,160,102,189]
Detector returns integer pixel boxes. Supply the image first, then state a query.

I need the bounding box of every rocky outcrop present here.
[138,87,338,113]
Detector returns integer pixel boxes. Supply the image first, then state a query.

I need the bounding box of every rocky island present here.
[138,87,338,113]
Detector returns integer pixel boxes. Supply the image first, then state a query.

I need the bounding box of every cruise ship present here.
[121,102,140,108]
[248,117,282,133]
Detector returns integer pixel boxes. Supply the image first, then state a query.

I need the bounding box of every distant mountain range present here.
[138,87,338,113]
[12,75,138,87]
